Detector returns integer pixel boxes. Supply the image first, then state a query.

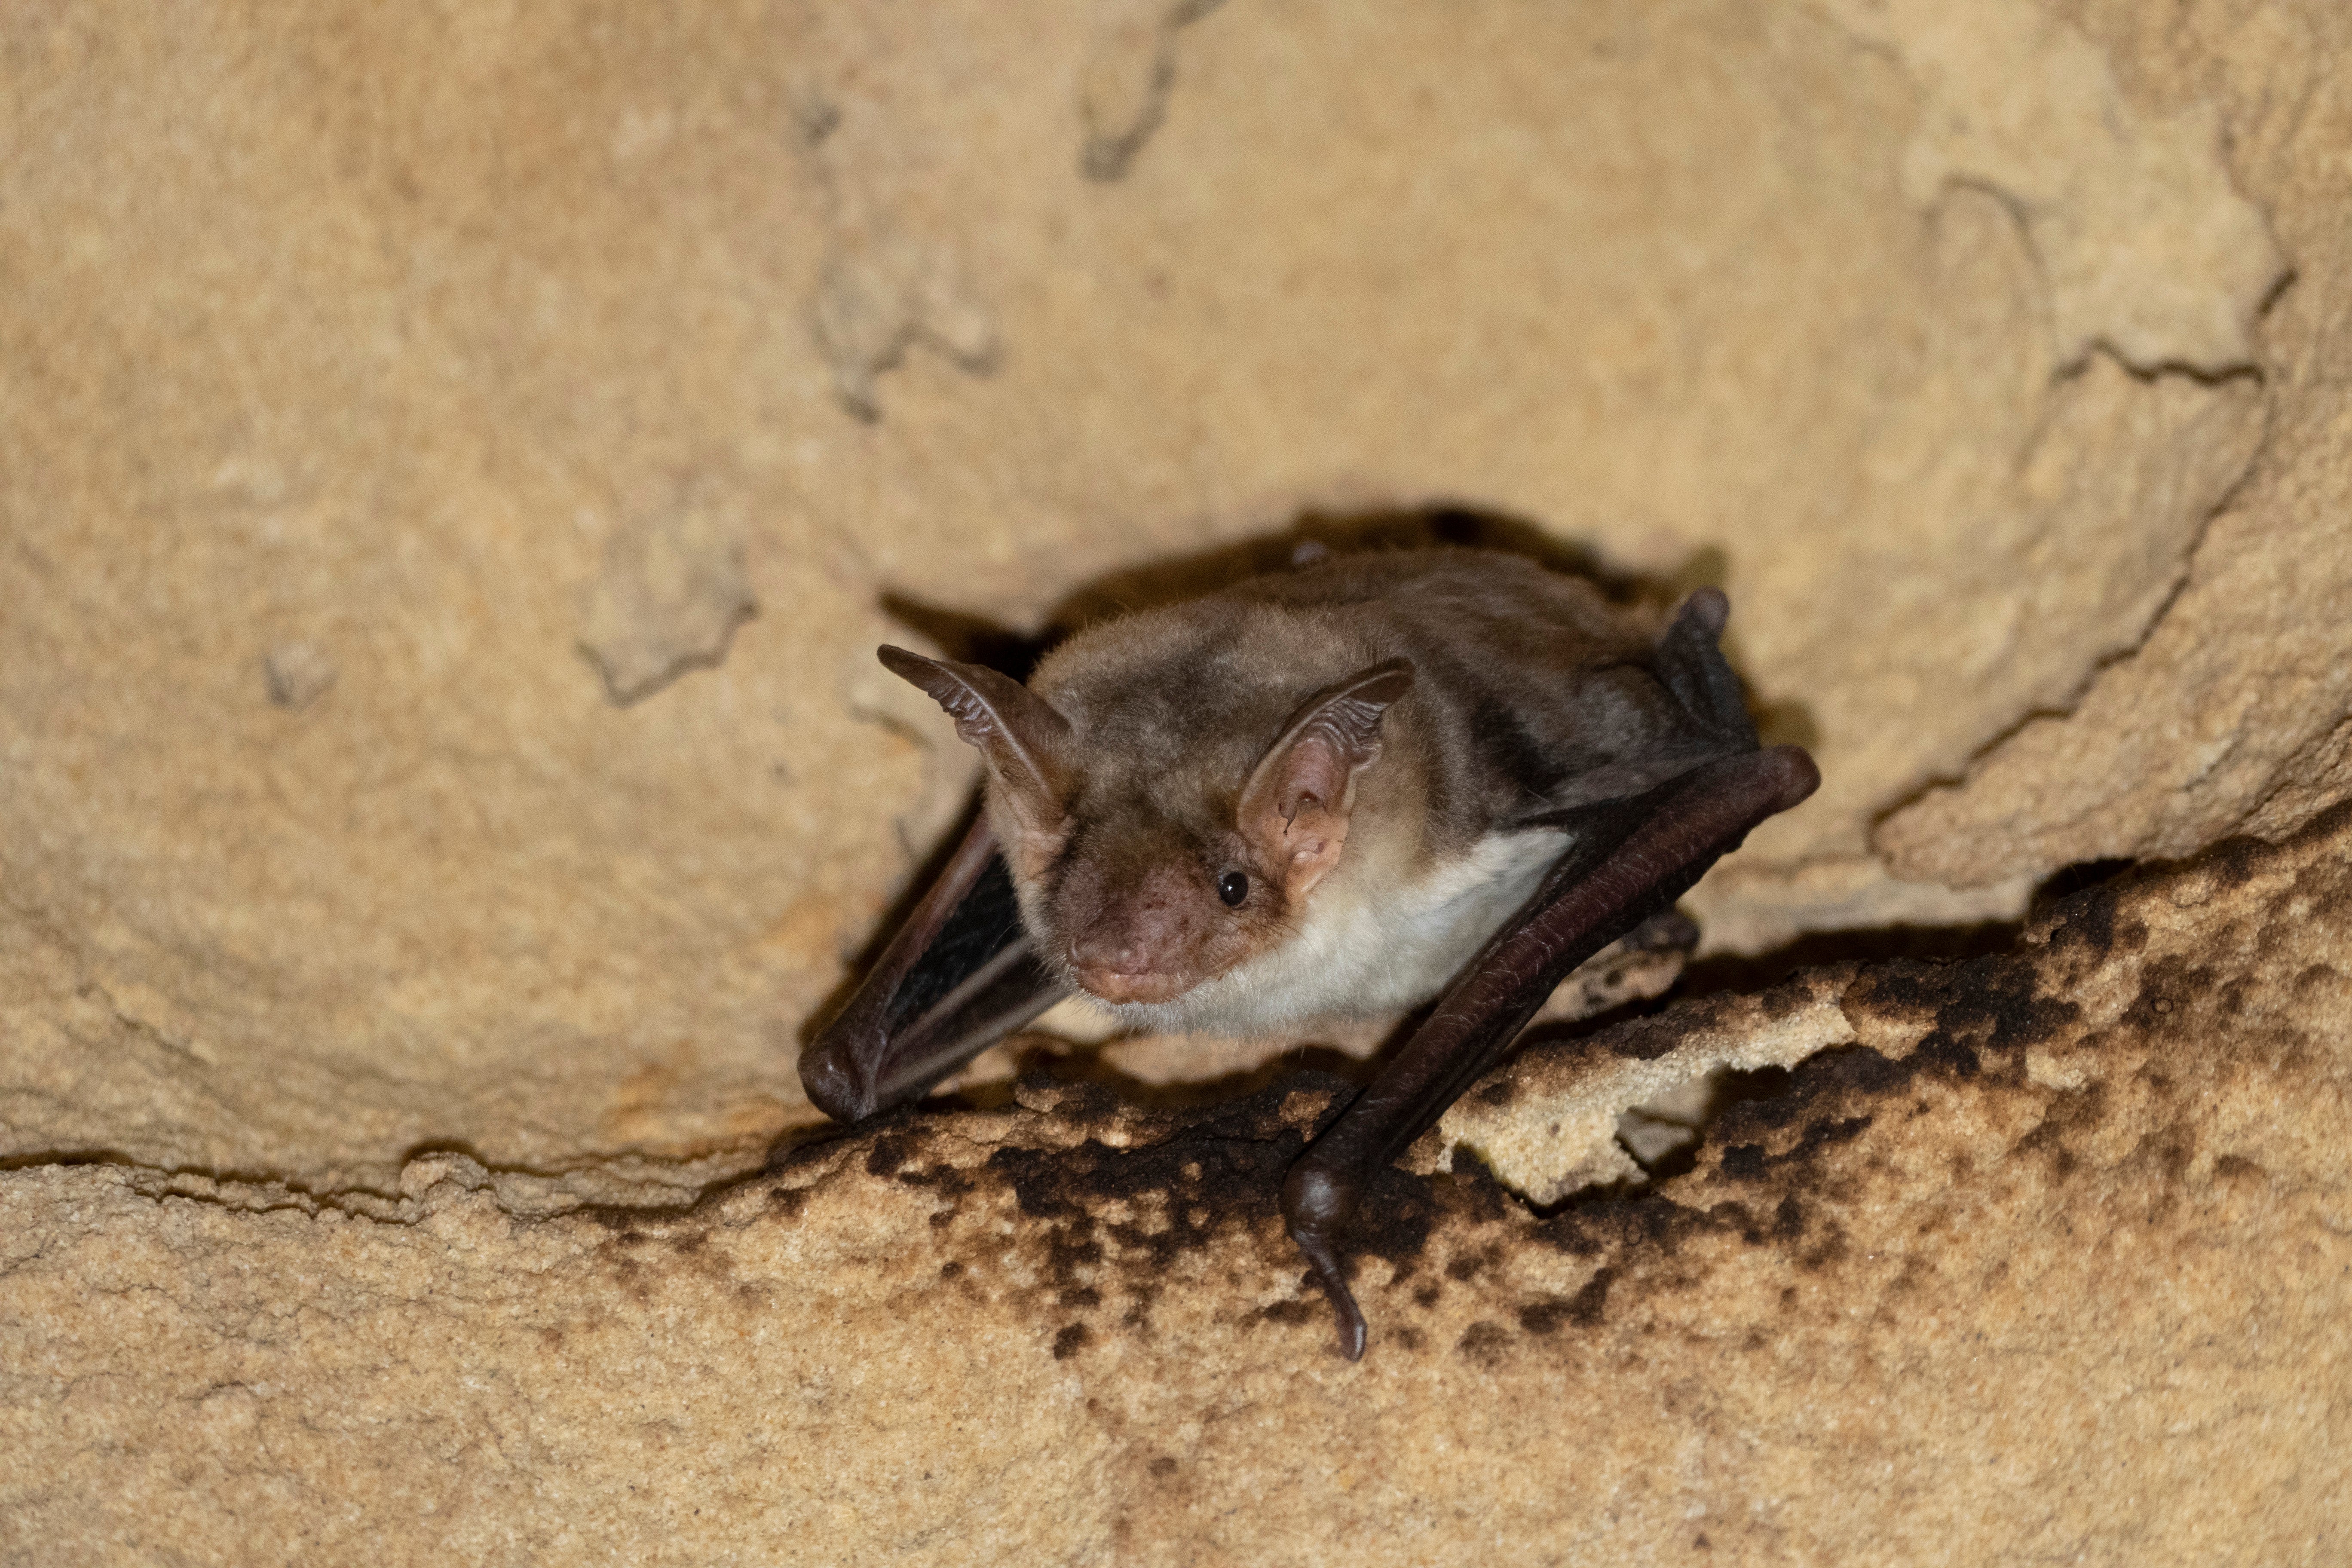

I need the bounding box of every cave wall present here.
[2,1,2346,1561]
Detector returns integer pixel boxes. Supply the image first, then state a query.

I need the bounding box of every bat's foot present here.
[1283,1160,1369,1360]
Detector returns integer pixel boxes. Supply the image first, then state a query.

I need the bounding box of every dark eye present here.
[1217,870,1250,907]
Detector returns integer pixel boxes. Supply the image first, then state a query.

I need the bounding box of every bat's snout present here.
[1056,852,1226,1006]
[1066,938,1191,1005]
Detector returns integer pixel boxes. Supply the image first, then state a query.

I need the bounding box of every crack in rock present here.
[793,85,1002,421]
[1810,0,2288,374]
[576,472,759,706]
[1077,0,1228,181]
[1424,973,1865,1205]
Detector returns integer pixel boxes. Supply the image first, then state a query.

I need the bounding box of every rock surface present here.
[5,796,2346,1565]
[3,0,2348,1560]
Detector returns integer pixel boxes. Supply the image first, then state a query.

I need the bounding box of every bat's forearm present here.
[1283,744,1820,1358]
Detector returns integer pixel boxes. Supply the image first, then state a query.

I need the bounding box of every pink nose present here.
[1067,937,1182,1004]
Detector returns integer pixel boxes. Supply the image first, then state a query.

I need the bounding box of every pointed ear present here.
[878,646,1073,841]
[1238,659,1414,900]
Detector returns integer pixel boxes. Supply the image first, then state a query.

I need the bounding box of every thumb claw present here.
[1334,1288,1368,1361]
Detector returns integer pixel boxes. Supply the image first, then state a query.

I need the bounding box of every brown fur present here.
[893,549,1743,1026]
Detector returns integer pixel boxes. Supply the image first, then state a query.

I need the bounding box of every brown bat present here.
[801,548,1818,1357]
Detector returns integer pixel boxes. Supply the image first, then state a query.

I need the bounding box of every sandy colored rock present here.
[0,0,2322,1195]
[1876,0,2352,888]
[1426,968,1859,1203]
[6,0,2352,1559]
[5,801,2347,1565]
[577,473,761,706]
[1815,0,2285,374]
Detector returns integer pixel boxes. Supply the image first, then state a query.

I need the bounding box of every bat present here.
[801,547,1818,1357]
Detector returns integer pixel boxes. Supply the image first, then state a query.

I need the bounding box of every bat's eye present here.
[1217,870,1250,907]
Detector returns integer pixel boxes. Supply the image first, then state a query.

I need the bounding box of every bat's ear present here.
[1237,659,1414,901]
[878,646,1074,845]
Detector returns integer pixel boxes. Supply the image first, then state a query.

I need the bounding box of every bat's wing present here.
[799,814,1069,1123]
[1282,589,1819,1357]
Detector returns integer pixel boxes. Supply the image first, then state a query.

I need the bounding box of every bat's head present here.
[877,643,1415,1017]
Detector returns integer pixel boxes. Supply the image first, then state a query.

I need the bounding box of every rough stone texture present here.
[1,0,2329,1188]
[1424,969,1857,1204]
[4,0,2351,1559]
[5,800,2346,1564]
[1875,0,2352,888]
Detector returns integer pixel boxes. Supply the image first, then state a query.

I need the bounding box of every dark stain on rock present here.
[1446,1245,1498,1282]
[1458,1320,1510,1366]
[1518,1297,1574,1335]
[1053,1323,1090,1359]
[983,1075,1363,1335]
[896,1159,977,1200]
[2216,976,2251,1017]
[1797,1222,1848,1273]
[1257,1295,1320,1327]
[2032,858,2135,952]
[1603,1014,1688,1061]
[1712,1200,1768,1246]
[783,808,2352,1366]
[1789,1114,1872,1163]
[766,1121,870,1176]
[1519,1265,1614,1335]
[2122,957,2216,1034]
[2202,833,2264,892]
[1710,1114,1868,1186]
[1914,1031,1984,1080]
[2291,836,2352,920]
[1537,1187,1687,1260]
[1849,952,2077,1081]
[2014,1082,2104,1180]
[1335,1161,1451,1280]
[2291,962,2340,995]
[595,1237,656,1302]
[2210,1153,2266,1184]
[1566,1265,1615,1326]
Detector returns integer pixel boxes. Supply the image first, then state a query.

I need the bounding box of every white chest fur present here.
[1105,828,1571,1038]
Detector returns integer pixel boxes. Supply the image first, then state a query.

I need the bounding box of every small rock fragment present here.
[578,483,758,707]
[811,238,1001,421]
[263,641,337,710]
[1078,0,1228,181]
